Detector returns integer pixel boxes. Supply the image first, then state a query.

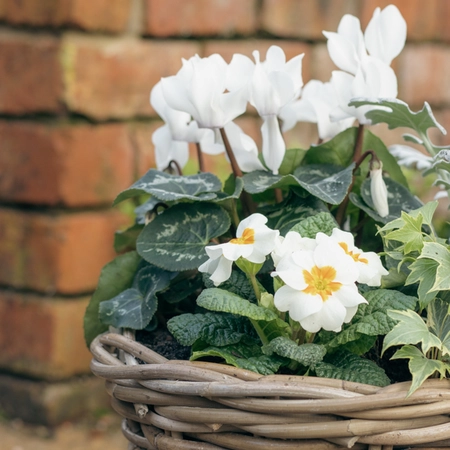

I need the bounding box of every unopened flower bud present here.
[370,164,389,218]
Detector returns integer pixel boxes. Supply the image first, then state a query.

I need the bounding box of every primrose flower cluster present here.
[200,213,388,333]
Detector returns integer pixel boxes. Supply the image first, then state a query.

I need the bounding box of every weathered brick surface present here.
[0,209,129,294]
[0,374,110,425]
[0,32,63,114]
[144,0,257,37]
[0,122,134,207]
[397,44,450,108]
[1,0,132,32]
[62,34,201,119]
[0,292,92,379]
[261,0,360,39]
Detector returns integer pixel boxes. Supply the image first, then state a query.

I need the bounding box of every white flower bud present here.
[370,164,389,218]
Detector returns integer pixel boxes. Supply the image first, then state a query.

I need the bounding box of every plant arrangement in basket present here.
[84,4,450,395]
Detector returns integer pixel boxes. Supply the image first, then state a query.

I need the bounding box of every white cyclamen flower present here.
[370,164,390,218]
[161,54,248,129]
[198,213,279,286]
[273,241,367,332]
[316,229,389,286]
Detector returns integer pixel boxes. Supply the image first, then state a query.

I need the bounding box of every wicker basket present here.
[90,331,450,450]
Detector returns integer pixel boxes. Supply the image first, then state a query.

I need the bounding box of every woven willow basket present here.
[90,331,450,450]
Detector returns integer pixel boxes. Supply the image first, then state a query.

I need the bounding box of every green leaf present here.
[158,271,203,304]
[315,350,390,387]
[263,336,326,368]
[383,211,424,254]
[290,211,338,238]
[99,264,176,330]
[114,223,144,253]
[391,345,449,396]
[134,197,161,225]
[405,258,439,309]
[383,309,442,355]
[212,177,244,203]
[293,163,355,205]
[349,99,446,137]
[191,342,284,375]
[196,288,278,322]
[114,170,222,205]
[420,242,450,292]
[303,127,357,167]
[167,312,255,347]
[428,298,450,356]
[137,203,230,271]
[321,289,416,353]
[84,251,141,346]
[278,148,307,175]
[242,171,298,194]
[349,177,422,224]
[203,270,256,302]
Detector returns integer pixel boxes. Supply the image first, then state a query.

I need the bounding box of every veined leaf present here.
[263,337,326,368]
[213,177,244,203]
[137,203,230,271]
[420,242,450,292]
[196,288,278,322]
[114,223,144,253]
[428,298,450,356]
[203,270,256,303]
[191,342,284,375]
[289,211,338,238]
[321,289,416,352]
[383,309,442,355]
[279,148,307,175]
[114,170,222,204]
[84,251,141,346]
[167,312,255,347]
[315,350,390,387]
[391,345,449,396]
[405,258,439,309]
[383,211,424,254]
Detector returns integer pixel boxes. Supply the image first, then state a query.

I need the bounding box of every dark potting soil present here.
[135,329,191,361]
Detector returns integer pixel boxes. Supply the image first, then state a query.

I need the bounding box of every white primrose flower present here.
[271,231,316,267]
[228,46,304,174]
[198,213,279,286]
[273,241,367,333]
[316,229,389,286]
[370,164,390,218]
[160,54,248,129]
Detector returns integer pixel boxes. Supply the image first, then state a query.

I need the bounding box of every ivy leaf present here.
[263,336,326,368]
[315,350,390,387]
[349,98,446,137]
[321,289,416,353]
[349,177,422,224]
[167,312,255,347]
[114,170,222,205]
[391,345,449,396]
[137,203,230,271]
[420,242,450,292]
[293,163,355,205]
[383,309,442,355]
[191,342,284,375]
[99,264,176,330]
[383,211,424,254]
[196,288,278,322]
[290,211,338,238]
[84,251,141,346]
[428,298,450,356]
[405,258,439,309]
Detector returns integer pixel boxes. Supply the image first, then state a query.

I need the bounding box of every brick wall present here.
[0,0,449,424]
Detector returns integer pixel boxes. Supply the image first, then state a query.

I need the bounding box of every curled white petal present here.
[370,167,389,218]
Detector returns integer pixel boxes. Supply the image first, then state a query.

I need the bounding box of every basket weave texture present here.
[90,331,450,450]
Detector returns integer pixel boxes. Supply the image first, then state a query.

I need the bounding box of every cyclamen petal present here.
[370,167,390,218]
[261,115,286,175]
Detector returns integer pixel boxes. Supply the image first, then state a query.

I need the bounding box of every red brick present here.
[0,208,129,294]
[144,0,257,37]
[203,40,312,83]
[0,292,92,379]
[62,34,201,120]
[0,32,63,114]
[0,122,134,207]
[2,0,132,32]
[397,44,450,108]
[360,0,443,42]
[261,0,360,40]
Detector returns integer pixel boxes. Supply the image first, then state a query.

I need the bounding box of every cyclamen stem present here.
[219,128,242,178]
[196,142,205,172]
[167,159,183,175]
[353,124,365,162]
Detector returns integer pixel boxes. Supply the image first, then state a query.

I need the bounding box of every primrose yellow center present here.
[302,265,342,302]
[230,227,255,245]
[339,242,368,264]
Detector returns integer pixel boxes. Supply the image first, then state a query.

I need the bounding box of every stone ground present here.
[0,413,128,450]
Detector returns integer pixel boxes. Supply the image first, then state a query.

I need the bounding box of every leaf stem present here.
[249,273,261,303]
[250,318,269,345]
